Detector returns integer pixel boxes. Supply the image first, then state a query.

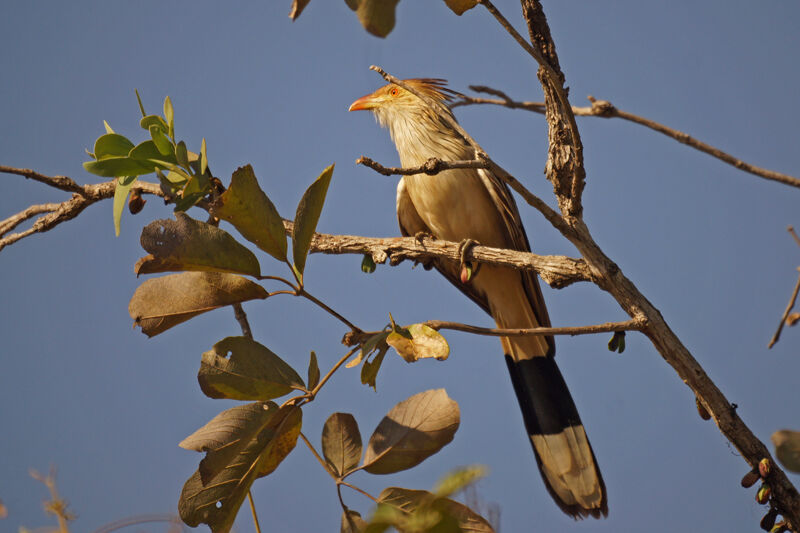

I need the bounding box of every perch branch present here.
[424,317,646,338]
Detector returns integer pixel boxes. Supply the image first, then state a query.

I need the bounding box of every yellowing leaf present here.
[135,213,261,277]
[353,0,400,38]
[362,389,459,474]
[443,0,478,16]
[387,324,449,362]
[128,272,267,337]
[211,165,287,262]
[289,0,312,19]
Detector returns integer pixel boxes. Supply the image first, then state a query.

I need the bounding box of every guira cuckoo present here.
[349,79,607,519]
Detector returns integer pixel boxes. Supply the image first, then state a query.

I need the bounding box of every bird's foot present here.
[457,238,480,284]
[412,231,436,270]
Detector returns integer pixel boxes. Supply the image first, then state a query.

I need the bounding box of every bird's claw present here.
[458,238,480,283]
[414,231,434,244]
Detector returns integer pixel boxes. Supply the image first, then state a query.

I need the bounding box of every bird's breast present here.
[403,169,509,247]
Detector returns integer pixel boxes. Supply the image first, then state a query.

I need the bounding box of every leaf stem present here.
[298,288,362,333]
[339,481,379,503]
[247,490,262,533]
[299,431,337,479]
[311,346,359,397]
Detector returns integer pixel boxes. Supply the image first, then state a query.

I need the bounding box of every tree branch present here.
[768,268,800,349]
[424,317,646,338]
[453,89,800,190]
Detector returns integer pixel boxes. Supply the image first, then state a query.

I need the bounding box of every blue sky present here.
[2,1,799,532]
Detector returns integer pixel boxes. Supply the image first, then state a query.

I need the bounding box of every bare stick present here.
[0,203,60,236]
[453,90,800,190]
[789,226,800,248]
[768,269,800,349]
[232,302,253,339]
[357,156,487,176]
[425,317,646,338]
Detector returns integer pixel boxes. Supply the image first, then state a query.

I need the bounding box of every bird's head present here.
[349,79,465,164]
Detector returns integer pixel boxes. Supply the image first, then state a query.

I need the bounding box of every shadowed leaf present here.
[341,509,367,533]
[292,164,333,277]
[135,213,260,276]
[386,324,449,362]
[307,351,320,390]
[128,272,267,337]
[289,0,311,20]
[348,0,400,37]
[179,405,302,532]
[113,176,137,236]
[211,165,287,261]
[322,413,362,477]
[443,0,478,15]
[363,389,459,474]
[772,430,800,473]
[198,336,304,400]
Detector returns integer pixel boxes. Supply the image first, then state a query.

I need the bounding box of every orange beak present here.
[348,93,378,112]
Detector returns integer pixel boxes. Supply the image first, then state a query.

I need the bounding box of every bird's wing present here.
[396,177,492,315]
[476,167,555,354]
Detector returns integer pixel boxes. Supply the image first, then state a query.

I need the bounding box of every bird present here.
[349,78,607,519]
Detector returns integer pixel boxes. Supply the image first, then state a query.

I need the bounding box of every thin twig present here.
[768,269,800,349]
[1,164,86,194]
[299,431,336,478]
[232,303,253,339]
[789,226,800,248]
[425,317,646,338]
[339,481,379,504]
[298,289,362,333]
[311,346,359,397]
[453,89,800,189]
[0,203,60,236]
[247,491,262,533]
[357,156,487,176]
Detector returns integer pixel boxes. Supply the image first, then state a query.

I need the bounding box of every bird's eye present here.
[389,87,399,97]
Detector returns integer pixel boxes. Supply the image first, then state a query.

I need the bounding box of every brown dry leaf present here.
[322,412,363,477]
[443,0,478,15]
[362,389,459,474]
[129,272,267,337]
[772,429,800,473]
[289,0,311,19]
[351,0,401,38]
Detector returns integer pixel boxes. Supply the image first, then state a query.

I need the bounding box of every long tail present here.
[504,350,607,518]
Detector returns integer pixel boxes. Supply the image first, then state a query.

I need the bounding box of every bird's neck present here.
[377,108,473,167]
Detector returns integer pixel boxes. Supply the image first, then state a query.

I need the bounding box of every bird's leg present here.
[458,238,481,283]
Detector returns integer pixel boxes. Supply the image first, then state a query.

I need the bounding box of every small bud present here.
[759,458,771,478]
[361,254,376,274]
[128,188,146,214]
[696,397,711,421]
[607,334,619,352]
[771,520,789,533]
[607,332,625,353]
[760,507,778,531]
[460,264,472,284]
[741,470,759,488]
[756,484,771,505]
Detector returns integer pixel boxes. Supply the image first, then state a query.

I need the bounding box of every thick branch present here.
[1,166,165,252]
[515,1,800,526]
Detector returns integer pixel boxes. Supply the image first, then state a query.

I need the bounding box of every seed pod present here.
[760,507,778,531]
[759,458,771,478]
[756,484,771,504]
[361,254,376,274]
[128,188,146,214]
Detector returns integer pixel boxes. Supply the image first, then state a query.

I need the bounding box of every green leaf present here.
[176,140,189,169]
[200,137,208,176]
[352,0,400,37]
[112,176,137,237]
[103,120,115,134]
[140,114,168,132]
[341,509,368,533]
[135,89,146,117]
[362,389,460,475]
[179,404,301,532]
[292,164,333,277]
[322,413,362,477]
[307,351,320,390]
[83,157,155,178]
[772,430,800,473]
[93,133,135,160]
[433,465,487,498]
[442,0,478,15]
[211,165,288,261]
[372,487,495,533]
[163,95,174,138]
[128,272,268,337]
[150,125,174,157]
[135,213,261,276]
[128,139,177,166]
[386,324,450,362]
[361,254,376,274]
[198,336,304,401]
